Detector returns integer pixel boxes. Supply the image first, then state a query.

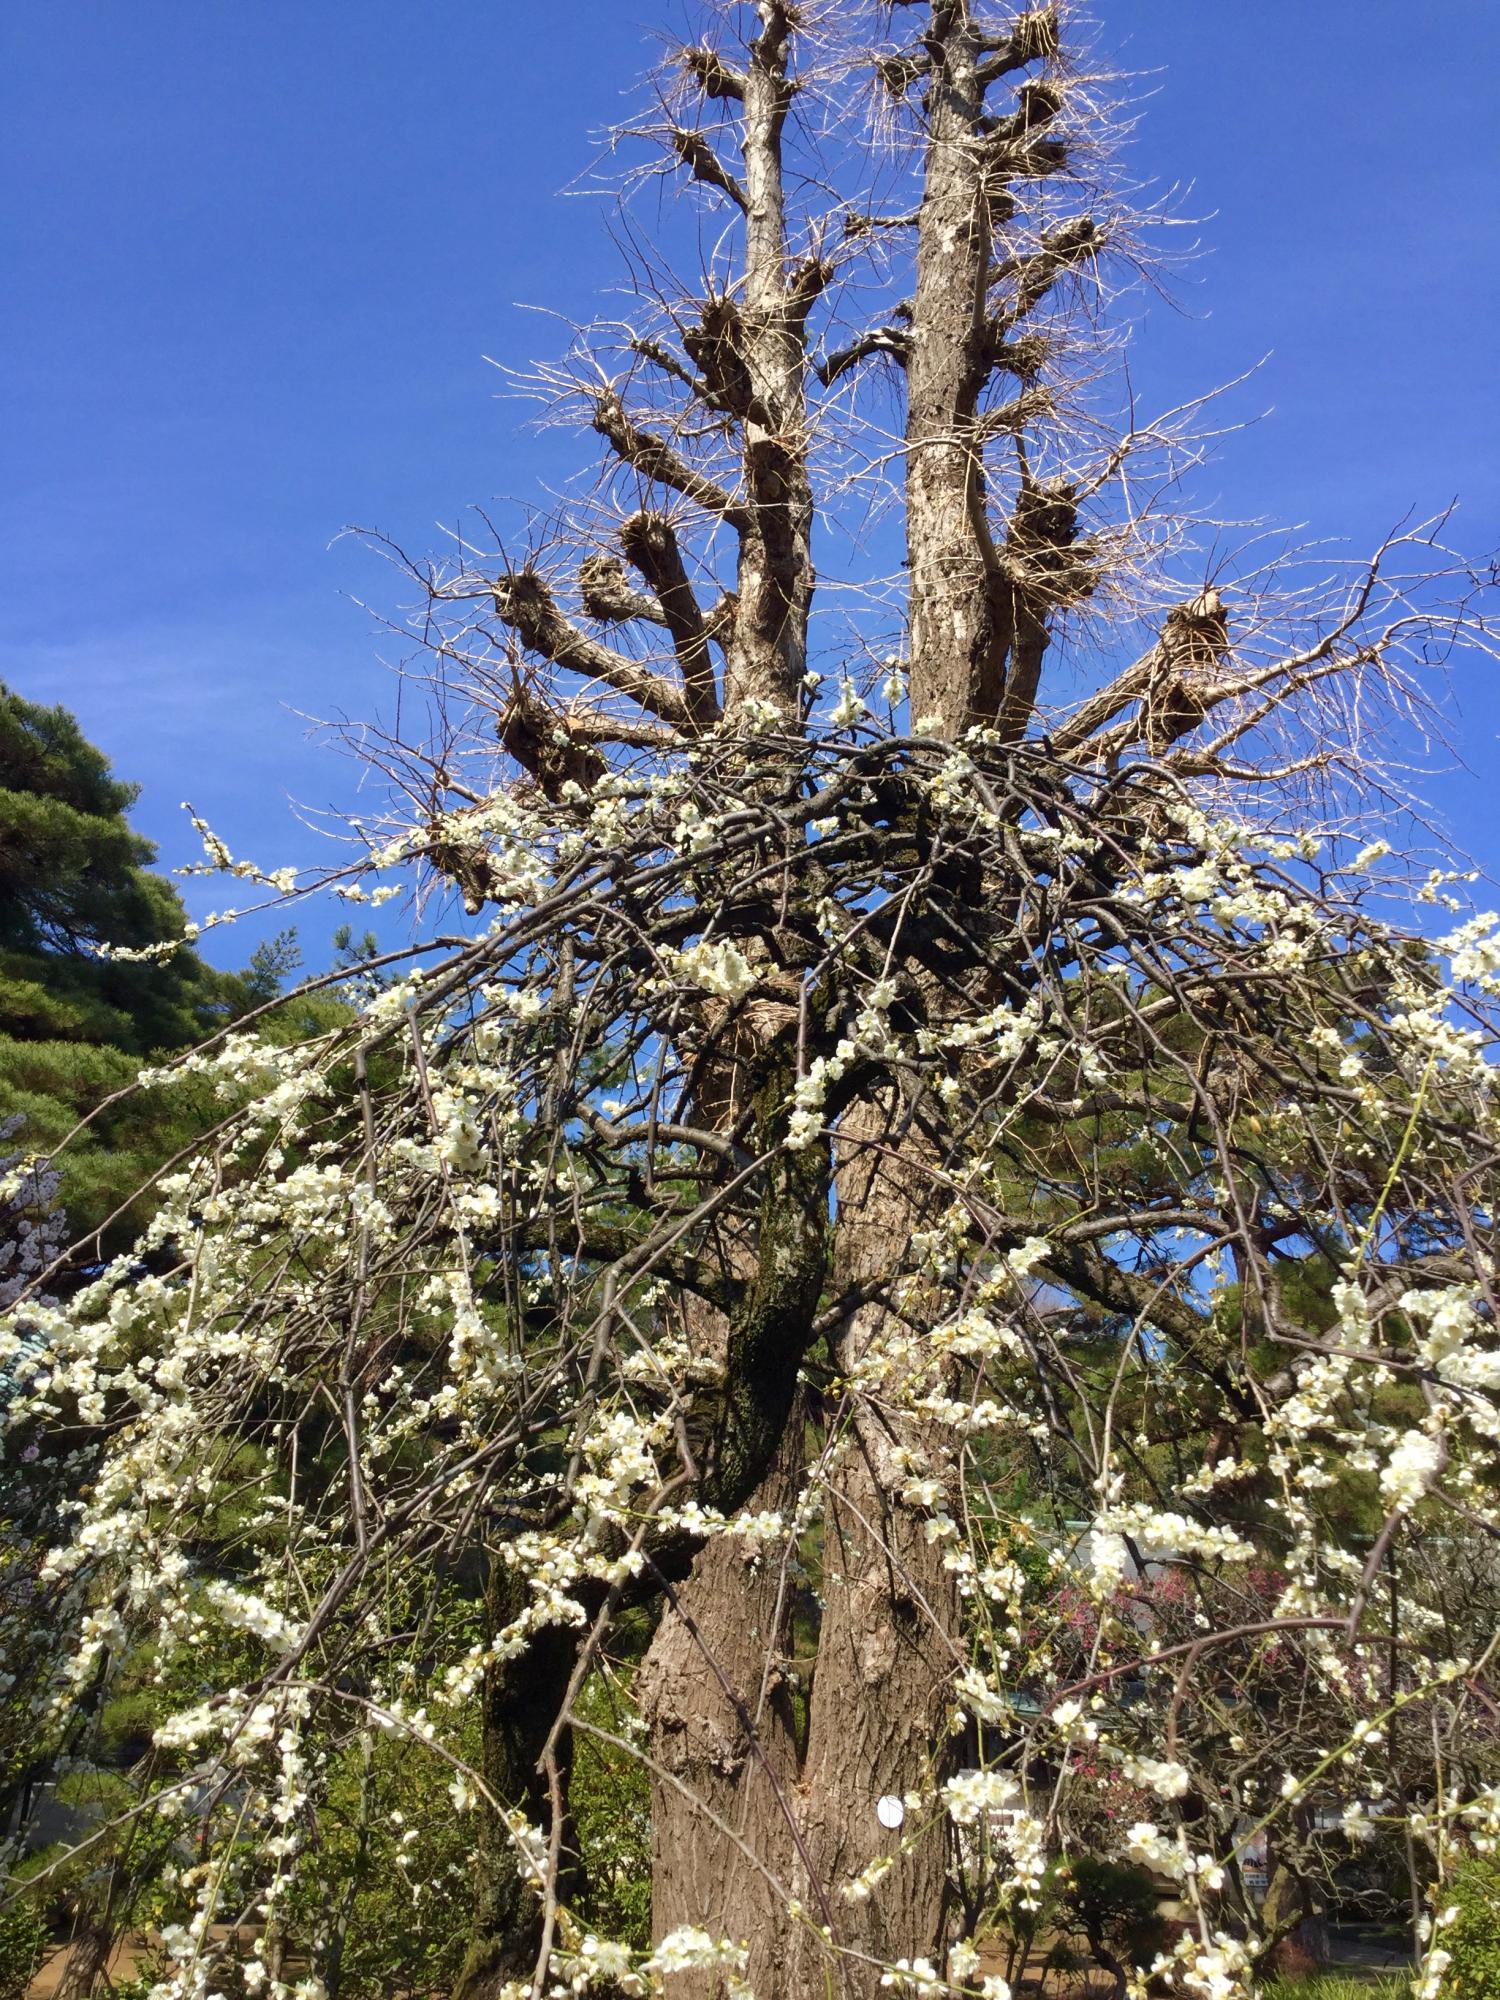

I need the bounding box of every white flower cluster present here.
[941,1767,1021,1826]
[645,1925,751,1997]
[1118,1754,1192,1800]
[1123,1822,1225,1894]
[1378,1428,1442,1513]
[878,1957,944,1995]
[1157,1930,1256,2000]
[670,938,758,1002]
[1442,910,1500,991]
[202,1580,303,1655]
[1086,1505,1254,1592]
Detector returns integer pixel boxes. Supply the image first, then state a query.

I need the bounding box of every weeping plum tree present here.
[6,7,1500,2000]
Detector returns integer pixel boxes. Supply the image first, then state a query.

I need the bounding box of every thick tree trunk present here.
[644,1085,962,2000]
[905,2,1004,740]
[638,1438,807,1999]
[903,5,1081,746]
[718,1,816,722]
[791,1097,960,1997]
[640,1025,829,1994]
[792,1389,960,1997]
[1261,1853,1330,1980]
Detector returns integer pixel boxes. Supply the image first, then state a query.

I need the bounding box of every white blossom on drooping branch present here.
[7,723,1499,1999]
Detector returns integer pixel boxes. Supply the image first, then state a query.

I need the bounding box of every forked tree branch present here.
[492,568,692,728]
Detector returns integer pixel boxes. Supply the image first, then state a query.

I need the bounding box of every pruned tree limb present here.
[816,320,911,388]
[1049,591,1230,758]
[492,568,691,727]
[621,511,722,731]
[681,44,746,103]
[591,390,748,530]
[671,126,748,211]
[578,553,668,629]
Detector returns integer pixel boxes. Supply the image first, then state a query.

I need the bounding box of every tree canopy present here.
[0,684,231,1053]
[0,689,341,1254]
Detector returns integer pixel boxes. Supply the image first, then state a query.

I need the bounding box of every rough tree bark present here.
[902,5,1097,742]
[638,1432,808,2000]
[640,1014,830,1992]
[791,1096,962,1998]
[52,1923,115,2000]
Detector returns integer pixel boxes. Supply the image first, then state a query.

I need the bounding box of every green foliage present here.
[980,1855,1169,1989]
[0,1035,209,1248]
[1063,1854,1168,1971]
[0,686,272,1249]
[330,923,386,1002]
[0,978,345,1256]
[0,684,231,1053]
[0,1894,47,2000]
[570,1672,653,1950]
[239,928,304,1007]
[1263,1980,1408,2000]
[0,688,357,1253]
[1445,1856,1500,2000]
[276,1734,475,2000]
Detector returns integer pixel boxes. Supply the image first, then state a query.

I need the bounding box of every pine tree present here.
[0,689,323,1254]
[0,683,227,1054]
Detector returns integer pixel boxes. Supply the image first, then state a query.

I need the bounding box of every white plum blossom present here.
[671,939,758,1002]
[1119,1754,1192,1800]
[941,1767,1021,1825]
[1379,1428,1443,1513]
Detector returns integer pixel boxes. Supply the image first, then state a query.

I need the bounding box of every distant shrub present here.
[1264,1978,1407,2000]
[0,1896,48,2000]
[1446,1857,1500,2000]
[1063,1854,1167,1972]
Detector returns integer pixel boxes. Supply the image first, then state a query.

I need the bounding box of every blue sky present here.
[4,3,1497,967]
